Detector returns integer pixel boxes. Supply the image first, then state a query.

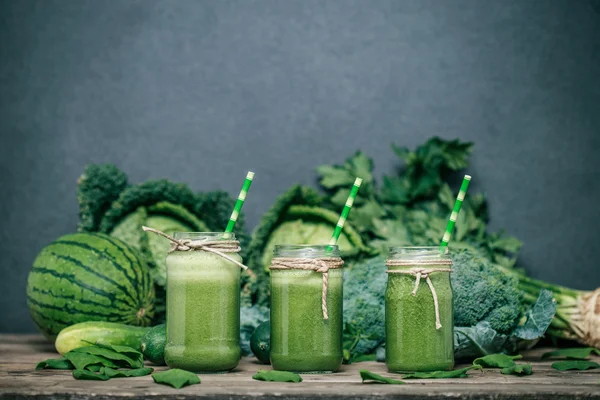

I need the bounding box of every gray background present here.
[1,0,599,333]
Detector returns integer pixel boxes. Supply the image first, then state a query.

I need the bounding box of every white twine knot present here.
[142,226,248,270]
[386,261,452,330]
[270,257,344,320]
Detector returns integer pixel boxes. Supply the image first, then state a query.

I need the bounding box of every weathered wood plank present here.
[1,334,599,399]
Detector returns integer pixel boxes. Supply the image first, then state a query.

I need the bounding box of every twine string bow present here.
[270,257,344,320]
[141,226,248,270]
[386,261,452,330]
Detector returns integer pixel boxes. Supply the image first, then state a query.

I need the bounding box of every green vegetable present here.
[551,361,600,371]
[473,354,523,368]
[542,348,600,360]
[342,257,387,358]
[501,364,532,376]
[76,164,251,318]
[152,369,201,389]
[36,357,73,370]
[401,365,482,379]
[77,164,129,232]
[26,233,155,340]
[452,250,524,335]
[359,370,404,384]
[64,352,118,370]
[141,324,166,365]
[252,370,302,383]
[55,321,151,355]
[70,345,143,369]
[101,367,154,378]
[73,369,110,381]
[241,305,269,355]
[246,185,371,305]
[250,321,271,364]
[353,354,377,362]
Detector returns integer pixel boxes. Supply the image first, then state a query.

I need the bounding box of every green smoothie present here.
[385,247,454,372]
[270,245,343,373]
[164,233,241,373]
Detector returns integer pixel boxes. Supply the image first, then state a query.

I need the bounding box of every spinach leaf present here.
[551,361,600,371]
[86,365,103,372]
[402,365,482,379]
[72,369,110,381]
[501,364,532,376]
[71,346,142,368]
[542,348,600,360]
[473,354,522,368]
[95,340,144,361]
[359,370,404,384]
[252,370,302,383]
[152,369,200,389]
[513,290,556,340]
[101,367,154,378]
[64,352,118,370]
[36,357,73,370]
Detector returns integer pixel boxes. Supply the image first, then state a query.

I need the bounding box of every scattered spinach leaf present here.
[95,340,144,361]
[252,370,302,383]
[542,348,600,360]
[551,361,600,371]
[101,367,154,378]
[501,364,532,376]
[71,346,142,368]
[152,369,200,389]
[64,352,118,370]
[359,370,404,384]
[402,365,482,379]
[86,365,103,372]
[72,369,110,381]
[36,357,73,370]
[473,354,522,368]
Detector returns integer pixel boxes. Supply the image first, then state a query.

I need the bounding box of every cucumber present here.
[55,321,151,355]
[250,321,270,364]
[141,324,166,365]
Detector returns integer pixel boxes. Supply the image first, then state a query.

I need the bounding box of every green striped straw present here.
[225,171,255,233]
[439,175,471,252]
[329,177,363,245]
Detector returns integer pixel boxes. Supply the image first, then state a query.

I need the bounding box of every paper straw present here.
[329,177,363,245]
[225,171,255,233]
[439,175,471,251]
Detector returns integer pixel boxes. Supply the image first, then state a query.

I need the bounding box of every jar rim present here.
[388,246,451,260]
[173,232,236,240]
[273,244,340,258]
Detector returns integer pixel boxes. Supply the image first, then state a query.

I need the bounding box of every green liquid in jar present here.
[270,269,343,373]
[165,250,241,373]
[385,264,454,372]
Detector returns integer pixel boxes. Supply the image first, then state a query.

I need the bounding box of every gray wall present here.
[1,0,599,333]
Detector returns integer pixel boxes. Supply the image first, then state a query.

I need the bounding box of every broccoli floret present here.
[451,249,523,334]
[77,164,128,232]
[343,257,387,356]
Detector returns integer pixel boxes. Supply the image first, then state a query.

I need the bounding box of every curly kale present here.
[451,249,523,334]
[77,164,128,232]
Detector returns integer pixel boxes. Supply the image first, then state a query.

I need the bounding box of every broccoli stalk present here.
[500,268,600,348]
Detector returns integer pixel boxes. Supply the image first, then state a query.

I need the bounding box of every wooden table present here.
[1,334,599,399]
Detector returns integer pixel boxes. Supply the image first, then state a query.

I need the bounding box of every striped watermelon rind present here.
[26,233,155,340]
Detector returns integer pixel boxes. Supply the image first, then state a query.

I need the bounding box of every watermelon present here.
[26,233,155,340]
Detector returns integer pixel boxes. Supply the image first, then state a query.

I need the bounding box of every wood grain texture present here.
[1,334,599,399]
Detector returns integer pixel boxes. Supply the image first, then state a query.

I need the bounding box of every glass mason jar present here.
[270,245,343,373]
[164,232,241,373]
[385,246,454,372]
